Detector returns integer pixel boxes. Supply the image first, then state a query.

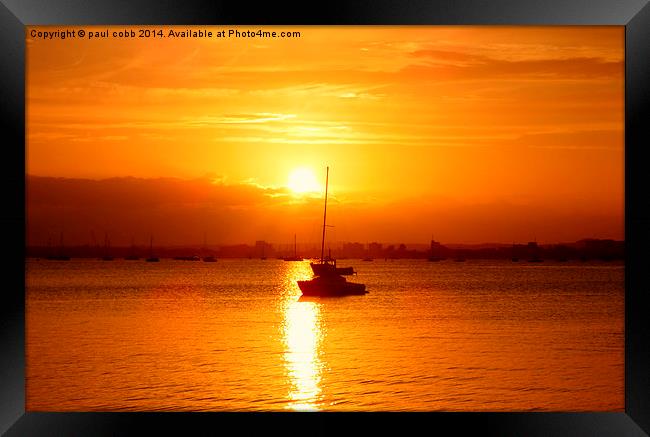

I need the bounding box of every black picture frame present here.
[2,1,648,435]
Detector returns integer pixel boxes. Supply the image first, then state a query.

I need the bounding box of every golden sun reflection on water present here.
[281,261,324,411]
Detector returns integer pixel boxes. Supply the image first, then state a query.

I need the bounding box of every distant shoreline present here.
[26,238,624,262]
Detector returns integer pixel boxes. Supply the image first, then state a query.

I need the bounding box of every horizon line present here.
[26,237,624,248]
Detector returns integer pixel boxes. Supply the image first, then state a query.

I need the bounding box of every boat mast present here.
[320,166,329,263]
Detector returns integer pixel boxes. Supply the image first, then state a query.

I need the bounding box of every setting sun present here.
[287,167,320,195]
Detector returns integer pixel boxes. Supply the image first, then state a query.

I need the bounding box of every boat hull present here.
[298,277,367,297]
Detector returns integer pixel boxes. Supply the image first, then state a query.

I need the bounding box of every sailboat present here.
[283,234,303,261]
[146,235,160,262]
[298,167,367,297]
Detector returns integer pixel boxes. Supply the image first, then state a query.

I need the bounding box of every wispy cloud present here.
[183,113,296,126]
[70,135,129,142]
[248,83,387,100]
[407,49,622,80]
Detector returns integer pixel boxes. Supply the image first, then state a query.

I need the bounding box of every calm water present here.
[26,258,623,411]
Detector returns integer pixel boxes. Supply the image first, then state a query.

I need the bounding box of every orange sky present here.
[26,26,624,245]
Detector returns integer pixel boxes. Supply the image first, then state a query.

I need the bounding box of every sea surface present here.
[26,258,624,411]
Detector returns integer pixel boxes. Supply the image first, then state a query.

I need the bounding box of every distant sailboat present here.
[298,167,367,296]
[146,235,160,262]
[283,234,303,261]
